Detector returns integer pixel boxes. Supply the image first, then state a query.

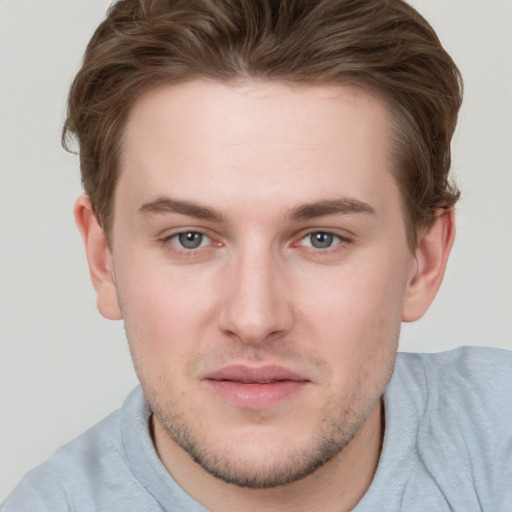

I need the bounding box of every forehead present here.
[116,80,399,222]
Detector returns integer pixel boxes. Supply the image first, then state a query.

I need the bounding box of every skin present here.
[76,80,455,511]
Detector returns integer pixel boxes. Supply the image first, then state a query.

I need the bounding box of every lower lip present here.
[205,379,307,409]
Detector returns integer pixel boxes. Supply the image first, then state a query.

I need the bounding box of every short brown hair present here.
[63,0,462,247]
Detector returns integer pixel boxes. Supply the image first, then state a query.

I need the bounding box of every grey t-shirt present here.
[3,346,512,511]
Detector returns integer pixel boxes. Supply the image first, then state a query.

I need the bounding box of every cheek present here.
[303,267,404,399]
[114,257,218,358]
[298,254,408,355]
[117,274,203,392]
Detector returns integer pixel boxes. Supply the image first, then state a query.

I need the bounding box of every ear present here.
[74,195,123,320]
[402,207,455,322]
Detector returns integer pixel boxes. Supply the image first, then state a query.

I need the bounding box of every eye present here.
[301,232,342,249]
[171,231,211,250]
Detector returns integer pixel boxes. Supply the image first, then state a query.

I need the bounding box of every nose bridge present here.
[218,237,293,344]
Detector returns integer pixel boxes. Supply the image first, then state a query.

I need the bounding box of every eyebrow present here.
[138,196,375,223]
[138,197,224,222]
[287,198,376,221]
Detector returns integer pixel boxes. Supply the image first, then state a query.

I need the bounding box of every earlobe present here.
[402,207,456,322]
[74,195,123,320]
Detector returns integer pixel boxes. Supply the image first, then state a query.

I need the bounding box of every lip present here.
[203,365,309,410]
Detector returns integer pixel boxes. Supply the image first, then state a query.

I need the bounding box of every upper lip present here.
[204,365,309,384]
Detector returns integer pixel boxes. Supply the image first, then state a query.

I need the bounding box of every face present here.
[108,80,416,488]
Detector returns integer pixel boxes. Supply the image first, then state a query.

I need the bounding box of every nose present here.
[217,245,294,345]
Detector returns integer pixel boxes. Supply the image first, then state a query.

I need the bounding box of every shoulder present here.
[1,463,71,511]
[1,387,157,512]
[356,347,512,511]
[395,345,512,410]
[394,346,512,450]
[1,409,123,511]
[394,346,512,509]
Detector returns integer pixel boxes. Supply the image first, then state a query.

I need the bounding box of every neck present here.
[153,400,384,512]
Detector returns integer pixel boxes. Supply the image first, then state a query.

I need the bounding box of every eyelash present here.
[161,229,351,258]
[161,230,218,256]
[293,231,352,257]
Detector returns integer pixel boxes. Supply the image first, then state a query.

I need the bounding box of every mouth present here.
[203,365,310,410]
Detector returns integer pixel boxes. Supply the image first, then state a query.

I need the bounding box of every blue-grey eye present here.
[177,232,204,249]
[308,232,335,249]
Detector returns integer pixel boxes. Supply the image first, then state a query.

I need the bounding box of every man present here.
[2,0,511,510]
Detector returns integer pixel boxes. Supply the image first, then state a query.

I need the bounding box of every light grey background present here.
[1,0,511,500]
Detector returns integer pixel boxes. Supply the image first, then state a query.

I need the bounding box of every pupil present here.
[311,232,333,249]
[179,232,202,249]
